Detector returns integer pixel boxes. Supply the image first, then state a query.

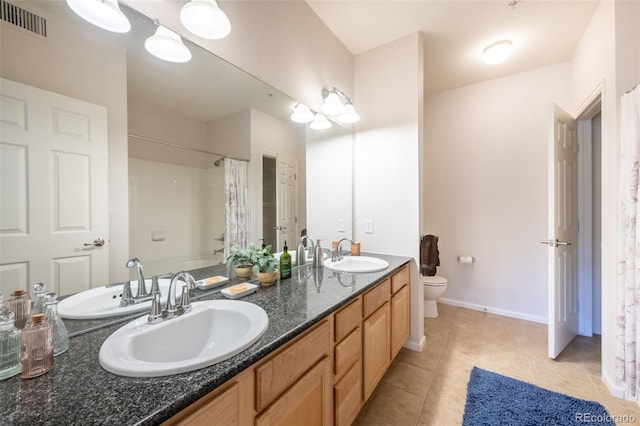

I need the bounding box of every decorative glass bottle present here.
[0,295,22,380]
[20,313,53,379]
[44,292,69,356]
[31,283,47,316]
[4,290,31,330]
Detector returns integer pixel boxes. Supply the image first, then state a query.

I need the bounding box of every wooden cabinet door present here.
[255,357,332,426]
[391,285,410,359]
[363,302,390,401]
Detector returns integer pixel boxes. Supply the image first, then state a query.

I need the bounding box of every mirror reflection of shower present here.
[128,137,232,277]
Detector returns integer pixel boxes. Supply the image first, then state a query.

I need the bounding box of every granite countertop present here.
[1,253,411,425]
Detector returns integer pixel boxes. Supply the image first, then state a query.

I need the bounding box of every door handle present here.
[274,226,287,231]
[539,239,571,247]
[84,238,105,247]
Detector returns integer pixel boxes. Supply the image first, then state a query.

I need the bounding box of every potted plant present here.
[251,244,278,286]
[226,244,255,279]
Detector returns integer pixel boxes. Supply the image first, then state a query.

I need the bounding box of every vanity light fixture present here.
[66,0,131,33]
[321,87,360,123]
[290,103,315,123]
[145,24,192,63]
[321,90,345,115]
[482,40,513,65]
[309,113,332,130]
[180,0,231,40]
[337,103,360,124]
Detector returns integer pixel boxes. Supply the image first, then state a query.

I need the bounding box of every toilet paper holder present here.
[457,256,476,263]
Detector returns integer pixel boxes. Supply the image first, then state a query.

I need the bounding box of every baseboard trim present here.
[438,298,547,324]
[602,370,626,399]
[404,334,426,352]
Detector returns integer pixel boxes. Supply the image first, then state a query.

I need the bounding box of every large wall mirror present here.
[0,1,352,332]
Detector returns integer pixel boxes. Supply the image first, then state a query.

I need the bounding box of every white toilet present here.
[423,276,448,318]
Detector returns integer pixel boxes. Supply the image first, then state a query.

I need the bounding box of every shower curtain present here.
[616,84,640,402]
[224,159,249,261]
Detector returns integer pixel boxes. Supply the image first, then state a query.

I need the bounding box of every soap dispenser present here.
[313,240,324,268]
[280,241,292,279]
[0,294,22,380]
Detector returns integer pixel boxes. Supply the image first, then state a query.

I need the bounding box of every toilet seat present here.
[423,276,447,286]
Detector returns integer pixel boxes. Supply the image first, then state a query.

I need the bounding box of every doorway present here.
[262,155,277,249]
[577,97,603,337]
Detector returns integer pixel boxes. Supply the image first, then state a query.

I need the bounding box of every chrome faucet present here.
[147,271,196,324]
[332,238,355,262]
[126,257,148,299]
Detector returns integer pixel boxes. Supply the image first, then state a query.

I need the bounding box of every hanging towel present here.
[420,234,440,276]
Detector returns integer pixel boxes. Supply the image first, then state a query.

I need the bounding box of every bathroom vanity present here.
[0,254,411,425]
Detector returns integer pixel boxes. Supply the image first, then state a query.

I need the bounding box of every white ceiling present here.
[305,0,600,93]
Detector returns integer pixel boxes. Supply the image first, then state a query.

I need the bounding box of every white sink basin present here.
[58,279,171,320]
[99,300,268,377]
[274,250,327,266]
[324,256,389,273]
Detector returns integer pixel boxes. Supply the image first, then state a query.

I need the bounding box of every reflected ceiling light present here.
[309,113,332,130]
[180,0,231,40]
[337,103,360,124]
[66,0,131,33]
[482,40,513,65]
[321,90,345,115]
[145,24,192,63]
[291,103,314,123]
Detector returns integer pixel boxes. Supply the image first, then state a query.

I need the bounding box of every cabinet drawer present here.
[334,326,361,378]
[391,265,410,294]
[363,279,390,318]
[256,321,330,412]
[334,298,361,342]
[334,361,362,426]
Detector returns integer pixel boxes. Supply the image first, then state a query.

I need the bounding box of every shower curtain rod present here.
[128,133,248,163]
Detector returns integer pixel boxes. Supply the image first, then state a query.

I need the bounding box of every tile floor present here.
[353,303,640,426]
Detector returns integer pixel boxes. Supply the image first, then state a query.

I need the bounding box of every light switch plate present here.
[338,219,345,233]
[365,219,374,234]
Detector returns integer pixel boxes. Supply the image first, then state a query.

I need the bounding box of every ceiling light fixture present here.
[309,113,332,130]
[291,103,314,123]
[180,0,231,40]
[66,0,131,33]
[145,24,192,63]
[482,40,513,65]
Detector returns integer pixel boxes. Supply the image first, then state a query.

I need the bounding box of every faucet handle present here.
[180,285,192,314]
[150,275,161,296]
[147,294,163,324]
[120,281,133,307]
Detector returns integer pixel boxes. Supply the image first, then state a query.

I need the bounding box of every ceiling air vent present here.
[0,0,46,37]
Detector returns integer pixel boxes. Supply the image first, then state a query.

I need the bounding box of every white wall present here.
[354,34,425,351]
[570,0,640,398]
[0,3,129,282]
[306,128,353,243]
[424,63,571,322]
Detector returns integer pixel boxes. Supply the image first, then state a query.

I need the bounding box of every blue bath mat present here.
[463,367,615,425]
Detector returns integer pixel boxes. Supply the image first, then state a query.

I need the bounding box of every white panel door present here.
[277,158,297,250]
[0,78,109,297]
[546,104,579,359]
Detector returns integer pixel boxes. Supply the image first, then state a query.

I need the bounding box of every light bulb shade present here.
[309,113,332,130]
[66,0,131,33]
[180,0,231,40]
[482,40,513,65]
[321,91,345,115]
[337,103,360,124]
[145,25,192,63]
[291,104,314,123]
